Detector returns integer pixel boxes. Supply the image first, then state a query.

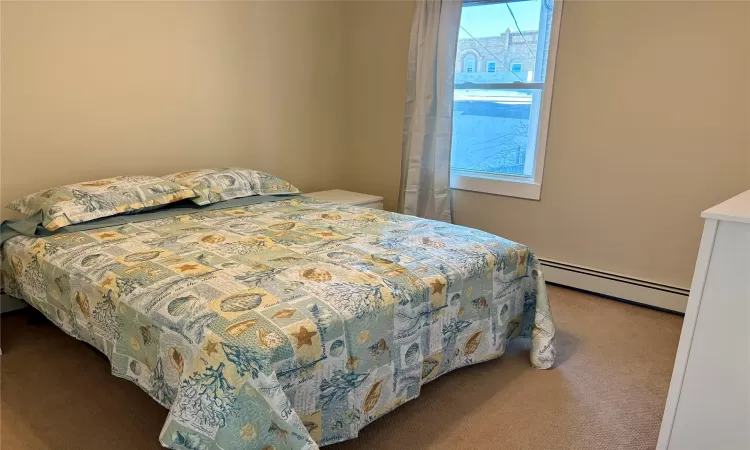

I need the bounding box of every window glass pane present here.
[452,0,555,178]
[463,54,476,72]
[455,0,552,83]
[451,89,540,177]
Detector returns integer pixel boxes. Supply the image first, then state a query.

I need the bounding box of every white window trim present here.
[450,0,564,201]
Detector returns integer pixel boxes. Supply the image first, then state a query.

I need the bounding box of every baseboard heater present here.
[539,258,688,314]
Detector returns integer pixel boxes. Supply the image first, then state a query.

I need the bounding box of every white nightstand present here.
[304,189,384,210]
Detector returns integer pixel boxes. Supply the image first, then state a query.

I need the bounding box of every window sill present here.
[450,170,541,200]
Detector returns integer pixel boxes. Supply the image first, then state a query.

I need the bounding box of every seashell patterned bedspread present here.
[1,196,555,449]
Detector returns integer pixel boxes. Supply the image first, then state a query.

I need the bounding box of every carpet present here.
[0,285,683,449]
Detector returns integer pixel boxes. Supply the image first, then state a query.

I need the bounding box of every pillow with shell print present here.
[162,168,300,205]
[249,169,301,196]
[5,175,196,231]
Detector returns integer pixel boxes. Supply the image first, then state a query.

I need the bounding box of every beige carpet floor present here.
[0,285,683,450]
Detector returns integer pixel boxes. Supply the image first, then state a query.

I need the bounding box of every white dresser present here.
[304,189,384,210]
[657,189,750,450]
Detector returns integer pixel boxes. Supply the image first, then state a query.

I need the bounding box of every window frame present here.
[486,60,497,72]
[450,0,563,200]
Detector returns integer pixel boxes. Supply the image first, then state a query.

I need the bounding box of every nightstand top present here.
[304,189,383,206]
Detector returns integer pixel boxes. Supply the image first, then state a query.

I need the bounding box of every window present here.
[451,0,562,200]
[464,54,476,73]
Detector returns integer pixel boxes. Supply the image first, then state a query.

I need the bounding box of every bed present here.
[1,194,555,449]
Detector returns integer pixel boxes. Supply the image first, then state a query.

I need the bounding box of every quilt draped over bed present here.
[1,196,555,450]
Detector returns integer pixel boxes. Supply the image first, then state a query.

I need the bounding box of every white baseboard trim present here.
[539,258,689,313]
[1,293,28,314]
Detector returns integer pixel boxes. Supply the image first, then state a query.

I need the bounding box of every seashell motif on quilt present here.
[220,293,264,313]
[272,308,296,319]
[404,342,421,367]
[300,268,332,282]
[268,222,296,231]
[472,297,488,311]
[80,254,104,267]
[225,319,257,337]
[200,234,226,244]
[464,330,484,355]
[123,251,162,263]
[11,256,23,277]
[258,329,284,349]
[270,256,302,264]
[369,338,389,357]
[167,295,198,316]
[363,380,383,413]
[129,359,141,376]
[75,291,90,318]
[170,348,184,376]
[419,237,446,248]
[140,326,153,346]
[326,251,352,261]
[329,340,345,357]
[422,358,439,379]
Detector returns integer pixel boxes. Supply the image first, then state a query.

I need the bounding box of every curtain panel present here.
[399,0,463,223]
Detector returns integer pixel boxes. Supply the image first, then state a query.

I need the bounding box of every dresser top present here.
[702,189,750,224]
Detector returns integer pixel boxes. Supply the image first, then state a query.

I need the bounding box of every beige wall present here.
[1,1,347,219]
[342,0,749,289]
[342,0,414,212]
[2,1,748,289]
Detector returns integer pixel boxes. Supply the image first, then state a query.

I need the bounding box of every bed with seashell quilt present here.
[1,194,556,449]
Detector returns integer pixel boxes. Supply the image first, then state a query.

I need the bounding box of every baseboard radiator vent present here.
[539,258,688,314]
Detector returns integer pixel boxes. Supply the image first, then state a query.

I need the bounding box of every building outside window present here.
[464,54,476,73]
[451,0,562,200]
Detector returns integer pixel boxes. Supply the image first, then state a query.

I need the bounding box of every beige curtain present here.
[398,0,462,222]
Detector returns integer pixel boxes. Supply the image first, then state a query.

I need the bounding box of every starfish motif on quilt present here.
[291,326,317,348]
[203,339,218,356]
[176,264,199,272]
[430,278,446,294]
